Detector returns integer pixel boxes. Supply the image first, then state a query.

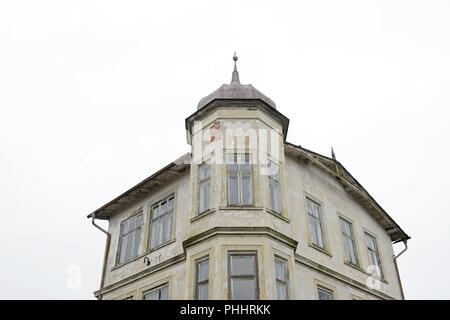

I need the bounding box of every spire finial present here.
[231,51,240,84]
[331,147,336,160]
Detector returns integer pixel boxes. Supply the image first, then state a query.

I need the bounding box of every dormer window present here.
[227,153,253,206]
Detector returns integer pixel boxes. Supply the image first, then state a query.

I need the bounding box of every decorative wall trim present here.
[182,226,298,250]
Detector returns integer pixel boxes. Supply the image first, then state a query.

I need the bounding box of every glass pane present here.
[125,233,134,262]
[231,278,256,300]
[166,213,173,243]
[132,229,141,258]
[136,214,143,227]
[308,217,318,245]
[318,288,333,300]
[198,260,209,282]
[118,236,128,264]
[128,217,136,231]
[121,220,129,235]
[241,173,253,205]
[150,220,157,248]
[199,163,210,180]
[340,219,351,236]
[240,154,252,171]
[343,237,351,261]
[144,291,159,300]
[160,201,167,215]
[312,203,320,218]
[276,282,287,300]
[231,255,254,275]
[270,181,281,213]
[269,161,279,181]
[199,181,210,213]
[306,199,313,215]
[152,206,159,220]
[349,239,358,264]
[160,286,169,300]
[227,154,238,171]
[168,197,174,211]
[275,259,286,281]
[228,173,239,205]
[198,283,208,300]
[315,220,324,248]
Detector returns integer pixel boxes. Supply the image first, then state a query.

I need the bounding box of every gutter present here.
[90,213,111,300]
[393,240,408,300]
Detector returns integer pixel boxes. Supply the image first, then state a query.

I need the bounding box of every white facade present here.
[88,59,409,300]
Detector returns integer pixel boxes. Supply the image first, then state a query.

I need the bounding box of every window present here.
[143,283,169,300]
[198,162,211,214]
[228,252,259,300]
[268,161,281,213]
[149,196,174,249]
[194,257,209,300]
[317,286,334,300]
[340,217,359,265]
[274,257,289,300]
[118,213,143,264]
[365,233,383,278]
[227,154,253,206]
[306,198,326,249]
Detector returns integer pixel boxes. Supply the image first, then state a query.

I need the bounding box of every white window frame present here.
[117,213,143,265]
[267,160,282,214]
[365,232,384,279]
[149,195,174,249]
[198,162,211,215]
[339,216,359,266]
[194,256,210,300]
[306,197,326,250]
[228,251,259,300]
[226,153,253,206]
[143,283,169,300]
[317,285,334,300]
[274,256,289,300]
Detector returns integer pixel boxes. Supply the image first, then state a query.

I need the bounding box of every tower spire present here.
[231,52,240,84]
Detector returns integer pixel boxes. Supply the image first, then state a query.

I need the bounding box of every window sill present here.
[112,252,147,271]
[147,239,176,253]
[111,239,177,271]
[266,208,290,223]
[190,209,215,223]
[308,243,333,257]
[219,206,263,211]
[343,261,389,284]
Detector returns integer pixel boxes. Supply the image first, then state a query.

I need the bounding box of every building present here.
[88,54,410,300]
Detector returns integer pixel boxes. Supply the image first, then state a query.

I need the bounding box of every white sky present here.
[0,0,449,299]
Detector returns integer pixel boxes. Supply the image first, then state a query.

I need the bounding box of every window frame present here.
[227,251,259,300]
[274,256,289,300]
[305,196,328,251]
[116,212,143,265]
[198,161,211,215]
[364,231,384,279]
[194,255,210,300]
[226,153,254,207]
[317,285,334,300]
[148,195,175,250]
[142,283,169,300]
[267,160,282,214]
[339,216,360,266]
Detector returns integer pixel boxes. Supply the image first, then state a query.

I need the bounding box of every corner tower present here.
[185,53,291,223]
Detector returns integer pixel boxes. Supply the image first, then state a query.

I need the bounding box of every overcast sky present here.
[1,0,449,299]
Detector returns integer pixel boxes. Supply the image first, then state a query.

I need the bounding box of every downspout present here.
[393,240,408,300]
[91,213,111,300]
